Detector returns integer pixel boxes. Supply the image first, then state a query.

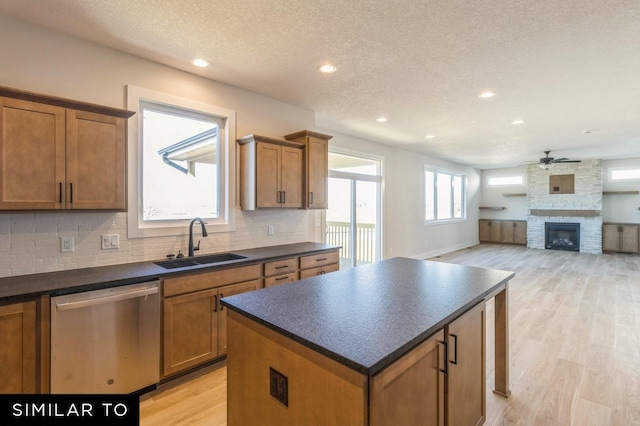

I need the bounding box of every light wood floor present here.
[140,244,640,425]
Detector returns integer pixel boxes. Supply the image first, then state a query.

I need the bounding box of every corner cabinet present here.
[284,130,333,209]
[0,86,134,211]
[238,134,304,209]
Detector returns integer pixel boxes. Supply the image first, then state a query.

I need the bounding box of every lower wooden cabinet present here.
[161,264,261,378]
[0,299,37,393]
[602,223,639,253]
[264,257,299,288]
[480,219,526,245]
[299,251,340,279]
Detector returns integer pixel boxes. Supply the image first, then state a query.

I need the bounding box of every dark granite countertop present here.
[221,257,515,376]
[0,242,339,302]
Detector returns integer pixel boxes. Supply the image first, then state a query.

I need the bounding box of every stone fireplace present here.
[526,160,603,254]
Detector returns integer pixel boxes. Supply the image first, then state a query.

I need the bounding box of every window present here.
[425,168,466,223]
[486,175,524,186]
[609,168,640,181]
[127,86,236,238]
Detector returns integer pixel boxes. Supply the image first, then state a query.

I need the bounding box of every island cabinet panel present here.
[0,300,37,394]
[446,301,486,426]
[370,330,445,426]
[217,279,261,355]
[227,310,368,426]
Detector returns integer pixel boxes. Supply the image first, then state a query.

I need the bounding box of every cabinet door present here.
[370,329,445,426]
[66,110,126,210]
[163,289,218,377]
[620,225,639,253]
[0,97,66,210]
[500,221,515,243]
[602,224,620,252]
[446,301,485,426]
[280,145,303,208]
[307,136,328,209]
[478,221,491,242]
[300,263,339,280]
[265,272,298,287]
[514,221,527,245]
[217,279,261,355]
[256,142,281,207]
[0,300,37,393]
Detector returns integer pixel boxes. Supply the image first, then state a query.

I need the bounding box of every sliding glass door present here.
[326,151,382,268]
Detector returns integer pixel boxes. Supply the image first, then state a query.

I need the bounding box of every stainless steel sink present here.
[154,253,247,269]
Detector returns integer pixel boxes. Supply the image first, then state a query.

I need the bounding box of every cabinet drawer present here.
[264,257,298,277]
[300,251,339,270]
[299,263,339,280]
[264,272,299,288]
[163,264,261,297]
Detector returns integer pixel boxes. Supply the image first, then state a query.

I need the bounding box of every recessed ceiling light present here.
[425,134,435,139]
[511,119,525,125]
[479,91,495,98]
[376,117,387,123]
[319,64,337,73]
[583,128,598,134]
[192,58,208,67]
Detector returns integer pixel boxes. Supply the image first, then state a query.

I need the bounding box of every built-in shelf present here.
[530,209,600,217]
[479,207,506,210]
[502,193,526,197]
[603,191,640,195]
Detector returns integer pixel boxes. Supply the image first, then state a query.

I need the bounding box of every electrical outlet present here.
[269,367,288,406]
[101,234,120,250]
[61,236,74,253]
[268,225,274,236]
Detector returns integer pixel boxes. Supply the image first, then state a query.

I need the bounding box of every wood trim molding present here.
[0,85,135,119]
[236,134,304,149]
[284,130,333,141]
[529,209,600,217]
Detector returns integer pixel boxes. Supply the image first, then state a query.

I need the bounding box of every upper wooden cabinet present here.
[284,130,333,209]
[0,86,134,211]
[238,134,304,210]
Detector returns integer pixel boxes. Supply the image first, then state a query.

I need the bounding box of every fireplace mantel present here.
[530,209,600,217]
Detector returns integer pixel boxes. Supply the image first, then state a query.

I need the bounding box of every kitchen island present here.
[222,257,514,425]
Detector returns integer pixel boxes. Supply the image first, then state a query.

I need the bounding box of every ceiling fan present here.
[528,151,581,170]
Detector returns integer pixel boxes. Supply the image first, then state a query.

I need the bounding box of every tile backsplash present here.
[0,208,316,278]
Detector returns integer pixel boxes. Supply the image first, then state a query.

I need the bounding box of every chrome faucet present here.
[188,217,208,257]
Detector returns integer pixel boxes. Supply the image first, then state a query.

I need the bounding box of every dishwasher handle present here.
[55,286,159,311]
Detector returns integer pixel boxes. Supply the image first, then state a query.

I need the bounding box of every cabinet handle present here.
[439,341,448,374]
[513,222,517,228]
[617,226,623,233]
[219,293,224,311]
[276,276,289,281]
[488,222,491,227]
[282,191,286,204]
[213,294,218,312]
[69,183,73,203]
[316,258,327,262]
[310,192,314,204]
[275,265,289,269]
[58,182,63,203]
[450,334,458,365]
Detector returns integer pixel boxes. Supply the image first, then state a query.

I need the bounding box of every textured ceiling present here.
[1,0,639,169]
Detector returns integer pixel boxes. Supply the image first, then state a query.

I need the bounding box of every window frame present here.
[126,85,236,238]
[424,166,467,225]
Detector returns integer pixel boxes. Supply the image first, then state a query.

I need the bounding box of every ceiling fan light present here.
[539,163,554,170]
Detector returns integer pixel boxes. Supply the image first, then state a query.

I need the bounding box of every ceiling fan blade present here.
[554,159,581,163]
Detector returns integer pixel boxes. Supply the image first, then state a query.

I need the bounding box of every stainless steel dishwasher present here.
[51,281,160,394]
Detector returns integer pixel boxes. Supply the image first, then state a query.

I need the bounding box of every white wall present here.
[602,158,640,223]
[479,167,528,220]
[325,131,481,259]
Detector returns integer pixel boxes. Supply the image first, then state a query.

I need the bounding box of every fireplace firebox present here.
[545,222,580,251]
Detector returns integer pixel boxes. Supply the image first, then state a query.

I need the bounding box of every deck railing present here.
[326,222,376,264]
